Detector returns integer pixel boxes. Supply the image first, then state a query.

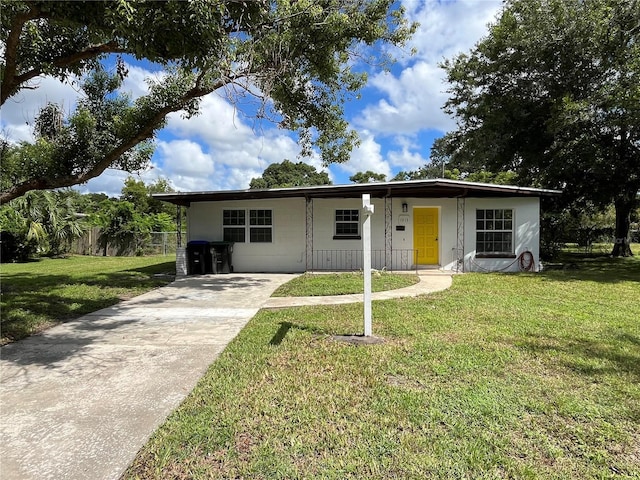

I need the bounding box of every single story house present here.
[154,179,561,274]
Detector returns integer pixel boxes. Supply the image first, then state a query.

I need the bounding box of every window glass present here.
[223,210,246,242]
[250,210,272,226]
[250,227,272,242]
[476,209,514,254]
[223,209,273,243]
[335,209,359,237]
[249,210,273,243]
[223,227,245,243]
[223,210,245,226]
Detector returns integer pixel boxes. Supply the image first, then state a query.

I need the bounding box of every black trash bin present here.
[187,240,213,274]
[210,241,234,274]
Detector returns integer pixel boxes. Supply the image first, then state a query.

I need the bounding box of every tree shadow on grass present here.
[539,253,640,284]
[269,321,326,346]
[123,260,176,276]
[517,333,640,381]
[1,270,173,343]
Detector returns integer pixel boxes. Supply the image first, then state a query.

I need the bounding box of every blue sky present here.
[0,0,502,197]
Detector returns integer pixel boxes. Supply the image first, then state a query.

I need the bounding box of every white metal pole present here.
[362,194,373,337]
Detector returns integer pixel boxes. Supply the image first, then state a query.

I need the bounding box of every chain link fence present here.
[71,229,182,256]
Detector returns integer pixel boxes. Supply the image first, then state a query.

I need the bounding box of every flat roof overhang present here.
[153,178,562,207]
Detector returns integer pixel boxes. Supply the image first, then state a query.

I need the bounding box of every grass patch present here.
[1,255,176,344]
[272,271,419,297]
[125,253,640,479]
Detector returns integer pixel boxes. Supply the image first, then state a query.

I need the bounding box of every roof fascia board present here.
[152,179,562,205]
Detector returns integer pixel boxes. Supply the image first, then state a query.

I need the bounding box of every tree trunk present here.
[611,195,635,257]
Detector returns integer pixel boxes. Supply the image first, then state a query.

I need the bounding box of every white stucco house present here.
[154,179,561,274]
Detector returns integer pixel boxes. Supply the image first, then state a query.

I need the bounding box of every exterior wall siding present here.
[185,195,541,273]
[187,198,307,272]
[462,197,540,273]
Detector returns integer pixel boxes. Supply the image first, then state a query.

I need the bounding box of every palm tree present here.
[8,190,85,256]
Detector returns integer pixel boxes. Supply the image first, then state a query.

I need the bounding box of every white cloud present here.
[167,94,255,148]
[77,170,130,197]
[403,0,502,64]
[354,0,502,136]
[154,91,325,191]
[219,167,263,191]
[119,64,161,100]
[0,76,81,142]
[387,146,428,170]
[336,131,391,180]
[158,140,215,177]
[357,61,451,133]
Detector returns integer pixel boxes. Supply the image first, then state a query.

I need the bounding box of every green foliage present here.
[391,165,518,186]
[120,176,180,232]
[146,178,176,215]
[437,0,640,256]
[464,170,519,185]
[122,176,176,218]
[148,213,175,233]
[95,176,179,255]
[0,190,86,261]
[121,177,151,214]
[0,208,38,262]
[249,160,332,189]
[0,70,154,199]
[0,176,180,260]
[97,201,148,256]
[540,202,640,260]
[1,1,416,203]
[349,170,387,183]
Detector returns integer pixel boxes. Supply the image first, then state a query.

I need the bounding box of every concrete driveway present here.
[0,273,296,480]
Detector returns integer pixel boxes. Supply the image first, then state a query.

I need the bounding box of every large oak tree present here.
[0,0,414,204]
[249,159,331,188]
[435,0,640,256]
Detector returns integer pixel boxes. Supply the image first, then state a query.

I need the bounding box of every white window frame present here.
[222,209,273,243]
[475,208,514,256]
[334,209,360,240]
[223,209,246,243]
[249,209,273,243]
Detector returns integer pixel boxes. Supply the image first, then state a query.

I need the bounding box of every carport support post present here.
[176,205,182,247]
[362,194,374,337]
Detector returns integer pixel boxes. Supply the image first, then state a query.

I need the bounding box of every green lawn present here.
[0,255,176,344]
[125,253,640,479]
[272,271,419,297]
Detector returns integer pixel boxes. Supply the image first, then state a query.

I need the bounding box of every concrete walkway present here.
[0,274,296,480]
[0,270,452,480]
[264,270,453,308]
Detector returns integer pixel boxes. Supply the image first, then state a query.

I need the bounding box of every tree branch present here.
[1,4,43,105]
[0,78,225,205]
[8,41,127,100]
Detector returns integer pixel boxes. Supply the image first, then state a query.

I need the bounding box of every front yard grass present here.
[0,255,176,344]
[125,253,640,479]
[271,271,419,297]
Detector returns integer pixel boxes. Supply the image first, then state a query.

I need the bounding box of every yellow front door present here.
[414,207,439,265]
